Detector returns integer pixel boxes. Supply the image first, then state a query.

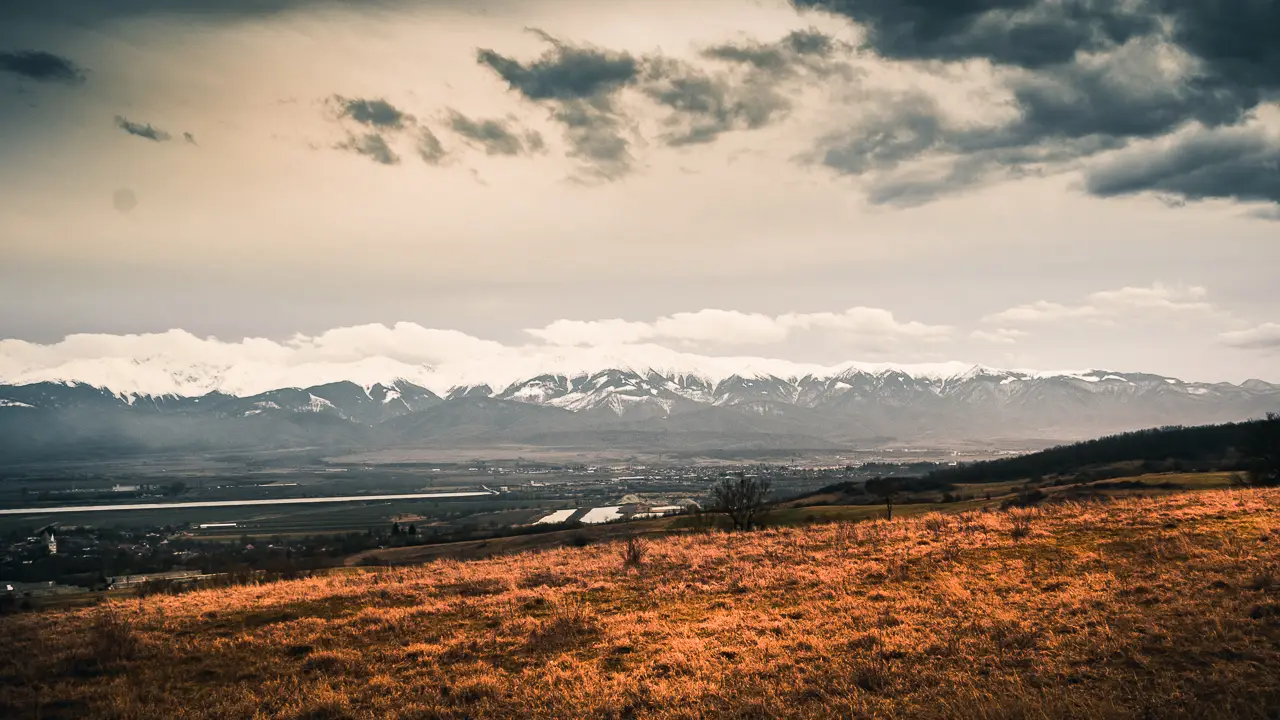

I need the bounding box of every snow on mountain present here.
[0,348,1107,402]
[3,330,1277,439]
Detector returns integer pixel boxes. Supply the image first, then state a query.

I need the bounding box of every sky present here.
[1,0,1278,386]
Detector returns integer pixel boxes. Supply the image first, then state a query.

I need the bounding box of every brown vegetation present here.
[3,488,1279,719]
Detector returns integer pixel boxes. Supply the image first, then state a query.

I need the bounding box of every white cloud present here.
[984,283,1222,325]
[1087,284,1213,313]
[780,307,953,342]
[983,301,1103,324]
[1221,323,1280,351]
[971,328,1027,344]
[522,319,654,347]
[656,310,792,345]
[0,321,973,398]
[526,307,951,348]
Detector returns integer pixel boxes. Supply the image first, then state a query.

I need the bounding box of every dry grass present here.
[3,488,1280,719]
[621,536,649,568]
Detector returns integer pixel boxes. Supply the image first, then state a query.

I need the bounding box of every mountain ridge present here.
[2,365,1277,463]
[9,350,1262,400]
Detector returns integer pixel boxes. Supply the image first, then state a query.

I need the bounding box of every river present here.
[0,490,498,515]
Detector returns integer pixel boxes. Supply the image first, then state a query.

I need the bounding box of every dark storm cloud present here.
[791,0,1158,69]
[477,32,640,102]
[332,95,411,130]
[1157,0,1280,95]
[418,128,447,165]
[552,100,632,180]
[336,132,399,165]
[114,115,171,141]
[0,50,86,84]
[792,0,1280,208]
[476,31,639,176]
[1,0,406,26]
[643,60,791,146]
[703,29,847,77]
[447,111,538,156]
[1085,127,1280,206]
[475,29,854,175]
[650,29,851,146]
[821,94,944,175]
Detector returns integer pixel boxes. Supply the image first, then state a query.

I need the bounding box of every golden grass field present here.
[3,486,1279,719]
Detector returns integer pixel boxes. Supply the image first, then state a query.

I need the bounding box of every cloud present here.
[646,29,850,147]
[984,301,1104,324]
[702,28,849,78]
[1085,123,1280,206]
[471,28,853,177]
[791,0,1157,69]
[1160,0,1280,100]
[527,318,654,346]
[336,132,399,165]
[0,322,960,398]
[0,50,86,84]
[418,128,447,165]
[971,328,1027,344]
[5,0,502,29]
[447,111,539,156]
[114,115,171,142]
[799,0,1278,207]
[817,37,1258,205]
[1250,206,1280,222]
[477,31,640,102]
[331,95,411,130]
[643,59,792,147]
[551,101,632,180]
[477,32,638,177]
[985,283,1220,325]
[527,307,951,349]
[1221,323,1280,351]
[182,132,197,145]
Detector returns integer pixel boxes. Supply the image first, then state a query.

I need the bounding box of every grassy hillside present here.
[4,488,1279,719]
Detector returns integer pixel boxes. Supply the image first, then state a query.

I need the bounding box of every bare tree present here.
[710,472,771,530]
[866,477,898,520]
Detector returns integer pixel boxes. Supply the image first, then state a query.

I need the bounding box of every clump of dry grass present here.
[86,602,140,668]
[1008,509,1035,540]
[527,596,601,653]
[3,488,1280,719]
[621,535,648,568]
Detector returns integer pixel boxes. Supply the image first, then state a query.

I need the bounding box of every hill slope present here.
[4,488,1279,719]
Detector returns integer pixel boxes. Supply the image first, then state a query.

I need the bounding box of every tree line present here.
[923,414,1280,487]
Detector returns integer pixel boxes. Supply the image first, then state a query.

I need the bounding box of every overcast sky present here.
[1,0,1278,384]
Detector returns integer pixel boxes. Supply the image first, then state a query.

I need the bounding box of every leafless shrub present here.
[527,598,600,653]
[711,472,771,530]
[88,603,139,667]
[923,515,949,539]
[938,541,963,566]
[1009,512,1034,541]
[621,536,648,568]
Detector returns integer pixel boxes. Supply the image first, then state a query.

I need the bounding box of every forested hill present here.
[928,414,1280,486]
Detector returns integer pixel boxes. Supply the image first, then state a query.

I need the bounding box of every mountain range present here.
[2,364,1278,463]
